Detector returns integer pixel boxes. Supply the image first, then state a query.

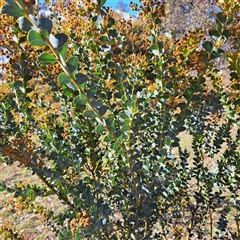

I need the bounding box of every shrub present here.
[0,0,239,239]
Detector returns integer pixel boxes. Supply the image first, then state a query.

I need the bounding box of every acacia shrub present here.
[0,0,239,239]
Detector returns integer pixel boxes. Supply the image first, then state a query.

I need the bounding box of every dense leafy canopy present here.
[0,0,239,239]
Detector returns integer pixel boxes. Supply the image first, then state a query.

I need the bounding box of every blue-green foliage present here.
[0,0,239,239]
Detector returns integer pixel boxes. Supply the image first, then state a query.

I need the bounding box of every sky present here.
[107,0,125,8]
[107,0,134,9]
[107,0,139,16]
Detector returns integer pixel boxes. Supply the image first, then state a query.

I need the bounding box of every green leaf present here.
[103,134,113,142]
[58,72,71,85]
[66,82,77,91]
[74,233,80,240]
[226,13,234,26]
[67,56,78,73]
[169,66,178,76]
[19,17,33,32]
[64,90,73,96]
[39,18,52,36]
[148,35,155,43]
[108,61,115,68]
[106,115,115,128]
[113,142,120,151]
[97,0,106,7]
[24,75,32,81]
[28,29,46,46]
[91,100,101,109]
[74,94,87,105]
[185,88,193,95]
[1,2,25,17]
[217,12,227,24]
[231,73,239,81]
[150,44,159,55]
[209,29,220,41]
[150,44,158,50]
[92,15,102,24]
[83,110,96,119]
[121,123,130,132]
[27,189,35,201]
[216,22,222,33]
[155,18,161,24]
[96,125,105,134]
[233,99,240,106]
[164,139,171,147]
[90,44,97,53]
[158,41,163,52]
[45,190,54,196]
[202,41,213,52]
[184,88,193,100]
[222,29,231,39]
[119,112,130,123]
[211,48,225,59]
[98,106,108,116]
[38,52,56,65]
[107,17,115,27]
[126,100,133,108]
[100,35,108,42]
[0,181,7,191]
[108,29,116,39]
[192,95,201,101]
[58,45,67,61]
[76,73,88,86]
[49,33,68,50]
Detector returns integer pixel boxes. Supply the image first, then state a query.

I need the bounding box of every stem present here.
[37,171,77,210]
[127,110,141,211]
[159,108,168,150]
[143,217,149,238]
[187,211,195,240]
[20,56,31,133]
[127,150,140,209]
[123,172,130,216]
[78,105,98,177]
[209,208,213,240]
[236,219,240,237]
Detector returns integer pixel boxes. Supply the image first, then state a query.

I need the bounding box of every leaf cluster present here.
[0,0,239,239]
